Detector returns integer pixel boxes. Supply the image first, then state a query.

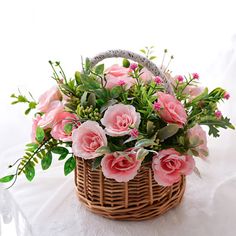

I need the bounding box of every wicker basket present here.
[74,50,186,220]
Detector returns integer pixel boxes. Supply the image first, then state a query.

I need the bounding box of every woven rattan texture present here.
[75,157,186,220]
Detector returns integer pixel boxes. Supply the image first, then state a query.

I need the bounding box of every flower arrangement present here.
[0,48,234,189]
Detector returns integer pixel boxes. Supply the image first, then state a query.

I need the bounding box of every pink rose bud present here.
[223,92,230,100]
[177,75,184,83]
[215,110,222,119]
[153,101,162,111]
[130,63,138,71]
[154,76,163,84]
[129,128,139,138]
[192,73,199,79]
[118,80,126,86]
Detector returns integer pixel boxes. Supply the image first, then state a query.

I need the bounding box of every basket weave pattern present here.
[75,157,186,220]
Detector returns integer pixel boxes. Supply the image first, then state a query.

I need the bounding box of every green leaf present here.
[29,101,37,109]
[25,162,35,181]
[149,56,157,60]
[190,87,208,104]
[140,49,146,54]
[80,91,88,106]
[41,151,52,170]
[51,146,69,161]
[136,148,149,160]
[75,71,82,84]
[87,93,96,107]
[58,152,68,161]
[84,58,91,71]
[123,136,137,144]
[64,123,73,135]
[95,64,104,75]
[157,124,179,141]
[18,95,28,102]
[146,121,155,136]
[122,58,130,68]
[26,143,39,149]
[95,146,111,154]
[135,139,156,148]
[0,175,15,183]
[25,142,39,152]
[51,146,69,160]
[64,156,76,176]
[80,74,101,90]
[110,86,123,98]
[36,126,45,143]
[100,99,118,113]
[25,108,31,115]
[51,146,69,154]
[92,156,103,170]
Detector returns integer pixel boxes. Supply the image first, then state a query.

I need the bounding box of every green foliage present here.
[92,156,103,170]
[136,148,149,160]
[123,58,130,68]
[36,127,45,143]
[64,123,73,135]
[157,124,179,141]
[135,139,157,148]
[0,175,15,183]
[200,116,235,137]
[76,104,101,121]
[95,64,104,75]
[95,146,111,154]
[24,162,35,181]
[41,151,52,170]
[64,156,76,176]
[11,92,37,115]
[51,146,69,160]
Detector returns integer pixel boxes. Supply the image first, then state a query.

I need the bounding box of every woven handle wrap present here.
[89,49,174,95]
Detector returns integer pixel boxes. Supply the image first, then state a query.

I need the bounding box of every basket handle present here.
[89,49,174,95]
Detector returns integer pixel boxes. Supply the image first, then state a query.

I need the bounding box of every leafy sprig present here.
[11,90,37,115]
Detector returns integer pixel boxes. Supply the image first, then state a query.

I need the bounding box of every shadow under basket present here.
[75,157,186,221]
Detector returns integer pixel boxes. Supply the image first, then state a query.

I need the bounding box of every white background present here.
[0,0,236,236]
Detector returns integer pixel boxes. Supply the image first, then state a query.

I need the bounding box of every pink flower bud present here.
[215,110,222,119]
[192,73,199,79]
[118,80,126,86]
[177,75,184,83]
[153,101,162,111]
[223,92,230,100]
[154,76,163,84]
[129,128,139,138]
[130,63,138,71]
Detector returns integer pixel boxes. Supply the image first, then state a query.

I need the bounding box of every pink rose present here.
[152,148,195,186]
[105,64,134,89]
[140,68,154,83]
[101,150,142,182]
[183,85,204,99]
[101,104,141,137]
[72,121,107,159]
[31,114,42,142]
[51,112,80,142]
[156,92,187,127]
[38,101,64,129]
[37,86,62,113]
[187,124,209,158]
